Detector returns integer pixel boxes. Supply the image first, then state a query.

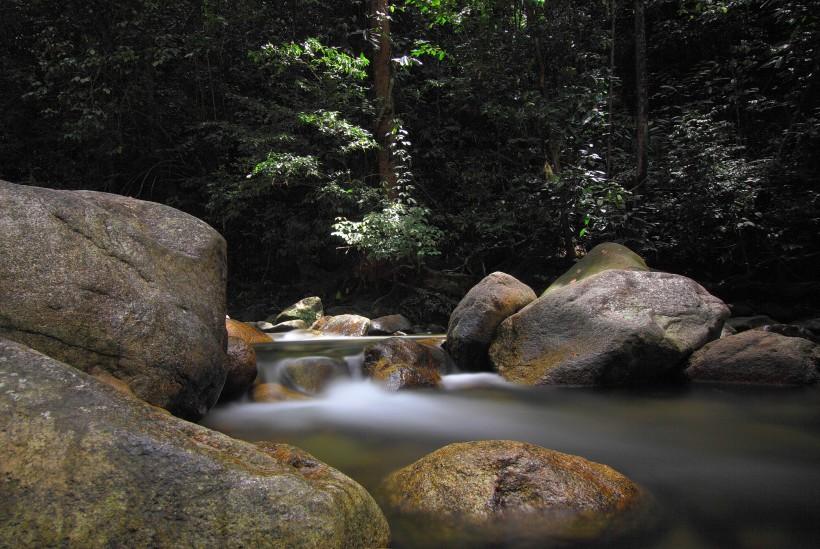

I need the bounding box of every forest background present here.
[1,0,818,324]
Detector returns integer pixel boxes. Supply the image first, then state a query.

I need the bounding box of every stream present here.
[203,333,820,548]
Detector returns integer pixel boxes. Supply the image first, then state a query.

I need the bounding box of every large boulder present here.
[541,242,649,296]
[271,297,324,326]
[380,440,650,545]
[444,272,536,372]
[490,270,729,385]
[0,181,227,420]
[0,338,389,547]
[685,330,819,386]
[312,314,371,337]
[364,338,443,390]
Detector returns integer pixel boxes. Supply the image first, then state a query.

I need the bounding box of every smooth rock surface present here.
[226,318,272,345]
[685,330,819,385]
[541,242,649,296]
[445,272,536,372]
[368,314,413,335]
[364,338,442,390]
[490,270,729,386]
[312,314,371,337]
[380,440,649,545]
[0,181,227,420]
[0,338,389,548]
[220,336,257,401]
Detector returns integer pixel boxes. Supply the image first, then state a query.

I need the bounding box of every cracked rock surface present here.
[379,440,650,545]
[0,180,227,420]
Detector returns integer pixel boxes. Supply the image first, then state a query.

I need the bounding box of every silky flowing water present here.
[203,334,820,548]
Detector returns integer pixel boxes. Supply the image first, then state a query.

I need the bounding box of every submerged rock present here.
[445,272,536,372]
[312,314,371,337]
[541,242,649,296]
[0,180,227,421]
[226,318,271,345]
[252,382,311,403]
[685,330,819,386]
[380,440,650,545]
[755,323,819,344]
[272,297,324,326]
[0,338,390,548]
[490,270,729,386]
[364,338,442,390]
[280,357,349,395]
[220,336,257,401]
[368,314,413,335]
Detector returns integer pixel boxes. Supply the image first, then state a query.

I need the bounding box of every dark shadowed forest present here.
[2,0,818,322]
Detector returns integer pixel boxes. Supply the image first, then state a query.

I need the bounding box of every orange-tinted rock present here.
[252,383,310,403]
[226,318,271,345]
[220,336,257,401]
[380,440,651,545]
[311,314,371,336]
[364,338,442,390]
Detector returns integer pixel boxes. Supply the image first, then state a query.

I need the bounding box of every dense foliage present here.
[1,0,817,319]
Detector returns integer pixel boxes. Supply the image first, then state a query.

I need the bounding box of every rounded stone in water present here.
[380,440,652,546]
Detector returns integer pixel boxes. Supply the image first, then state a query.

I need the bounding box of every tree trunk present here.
[371,0,397,196]
[634,0,648,185]
[607,0,616,179]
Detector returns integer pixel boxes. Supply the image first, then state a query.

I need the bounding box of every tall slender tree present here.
[634,0,648,186]
[371,0,398,196]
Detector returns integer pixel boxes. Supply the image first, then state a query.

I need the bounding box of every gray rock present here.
[445,272,536,372]
[0,338,389,548]
[368,314,413,335]
[312,314,371,337]
[271,297,324,326]
[490,270,729,385]
[0,181,227,420]
[685,330,819,385]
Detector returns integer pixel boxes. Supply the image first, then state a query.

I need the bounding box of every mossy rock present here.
[380,440,652,546]
[271,297,324,326]
[0,338,389,548]
[542,242,649,296]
